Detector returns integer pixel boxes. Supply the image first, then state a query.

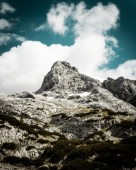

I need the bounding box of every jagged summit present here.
[36,61,101,94]
[51,61,78,72]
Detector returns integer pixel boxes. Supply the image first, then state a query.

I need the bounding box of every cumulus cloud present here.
[46,2,119,35]
[0,33,26,46]
[0,41,69,93]
[93,60,136,81]
[0,2,135,94]
[47,2,74,35]
[0,2,15,14]
[0,19,12,30]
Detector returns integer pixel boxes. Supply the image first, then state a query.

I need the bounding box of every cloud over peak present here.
[0,2,135,93]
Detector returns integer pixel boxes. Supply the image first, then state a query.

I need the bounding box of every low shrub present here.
[4,156,34,166]
[26,145,35,151]
[61,159,92,170]
[2,142,19,150]
[37,138,49,144]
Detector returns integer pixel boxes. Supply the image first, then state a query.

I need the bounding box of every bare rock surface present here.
[36,61,101,94]
[0,61,136,169]
[103,77,136,106]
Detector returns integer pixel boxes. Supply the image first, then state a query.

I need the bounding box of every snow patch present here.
[68,92,90,97]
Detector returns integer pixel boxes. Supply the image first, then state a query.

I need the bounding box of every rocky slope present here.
[103,77,136,107]
[0,61,136,170]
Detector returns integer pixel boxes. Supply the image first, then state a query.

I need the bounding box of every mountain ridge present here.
[0,60,136,170]
[36,61,136,113]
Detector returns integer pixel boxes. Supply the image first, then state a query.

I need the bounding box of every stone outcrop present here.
[103,77,136,106]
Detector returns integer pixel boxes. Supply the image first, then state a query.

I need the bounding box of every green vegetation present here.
[75,110,98,117]
[0,110,136,170]
[61,159,93,170]
[102,109,127,116]
[2,142,19,150]
[2,132,136,169]
[84,130,105,140]
[4,156,34,166]
[0,124,11,129]
[51,113,70,119]
[41,140,76,163]
[26,145,35,151]
[37,166,49,170]
[39,138,136,170]
[0,112,64,139]
[37,138,49,144]
[118,119,136,129]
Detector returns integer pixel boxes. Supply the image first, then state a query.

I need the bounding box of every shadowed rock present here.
[103,77,136,106]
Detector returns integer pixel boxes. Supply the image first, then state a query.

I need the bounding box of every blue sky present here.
[0,0,136,93]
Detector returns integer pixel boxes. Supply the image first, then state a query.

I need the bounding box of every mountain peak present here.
[51,61,78,72]
[36,61,101,94]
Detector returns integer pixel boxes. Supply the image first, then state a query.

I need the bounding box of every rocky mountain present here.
[103,77,136,107]
[36,61,101,94]
[36,61,136,114]
[0,61,136,170]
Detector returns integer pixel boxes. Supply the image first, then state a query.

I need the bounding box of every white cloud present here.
[46,2,119,73]
[12,34,26,42]
[0,33,26,46]
[0,2,135,94]
[46,2,74,34]
[46,2,119,36]
[35,23,47,31]
[0,34,11,46]
[0,41,69,93]
[72,2,119,36]
[35,2,120,73]
[98,60,136,80]
[0,2,15,14]
[0,40,135,94]
[0,19,12,30]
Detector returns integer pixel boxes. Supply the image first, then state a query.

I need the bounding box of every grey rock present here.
[103,77,136,106]
[11,91,35,99]
[36,61,101,94]
[36,61,136,114]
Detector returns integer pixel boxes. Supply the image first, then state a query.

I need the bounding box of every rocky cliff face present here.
[103,77,136,107]
[0,61,136,170]
[36,61,101,94]
[36,61,136,114]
